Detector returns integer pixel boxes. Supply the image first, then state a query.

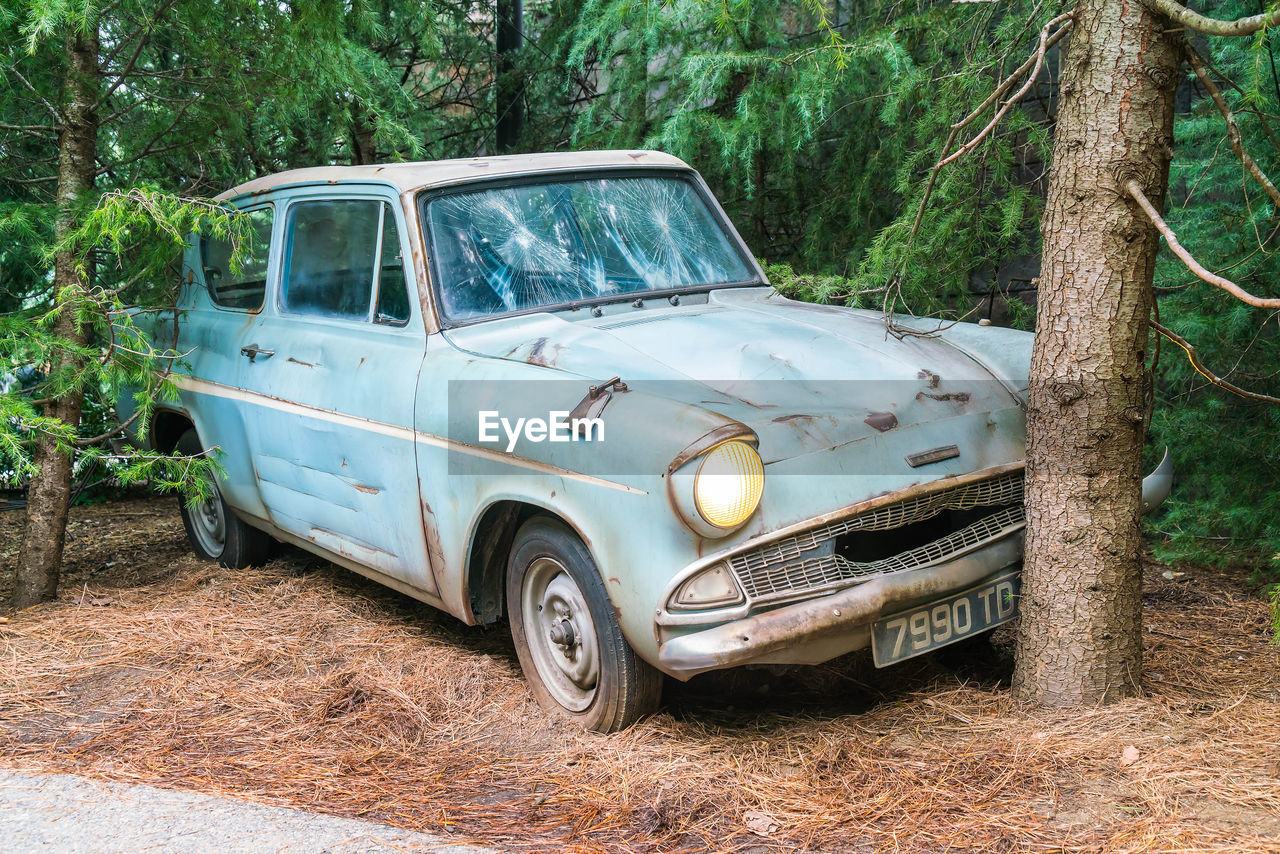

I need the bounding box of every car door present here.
[235,189,437,595]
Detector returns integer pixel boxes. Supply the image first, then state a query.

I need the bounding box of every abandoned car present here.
[121,151,1172,732]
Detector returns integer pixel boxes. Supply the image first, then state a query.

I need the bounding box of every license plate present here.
[871,570,1020,667]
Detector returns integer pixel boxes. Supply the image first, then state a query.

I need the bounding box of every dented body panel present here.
[120,151,1164,687]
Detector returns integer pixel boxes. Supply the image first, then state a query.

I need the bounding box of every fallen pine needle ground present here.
[1,495,1278,852]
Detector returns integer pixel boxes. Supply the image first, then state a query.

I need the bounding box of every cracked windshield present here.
[425,175,756,321]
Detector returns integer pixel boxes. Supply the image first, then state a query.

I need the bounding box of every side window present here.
[202,206,272,310]
[374,205,411,325]
[281,200,381,320]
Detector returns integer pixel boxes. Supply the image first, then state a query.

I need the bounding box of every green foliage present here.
[563,0,1276,574]
[761,261,878,308]
[0,0,386,509]
[565,0,1053,315]
[1269,582,1280,645]
[2,0,1278,579]
[1142,2,1280,574]
[0,188,247,501]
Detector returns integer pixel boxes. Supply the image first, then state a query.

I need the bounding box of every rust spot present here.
[287,357,316,367]
[419,498,446,578]
[864,411,899,432]
[358,357,366,367]
[608,577,620,585]
[526,337,563,368]
[917,369,941,388]
[916,391,970,404]
[352,484,379,494]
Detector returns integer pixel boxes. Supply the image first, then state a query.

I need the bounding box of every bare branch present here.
[938,12,1072,168]
[0,121,57,136]
[3,65,62,125]
[7,175,60,185]
[885,13,1072,335]
[93,0,182,111]
[1151,320,1280,405]
[105,97,199,177]
[1146,0,1280,37]
[74,404,147,447]
[1184,43,1280,211]
[1126,179,1280,308]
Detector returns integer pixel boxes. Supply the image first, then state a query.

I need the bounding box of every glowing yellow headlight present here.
[694,440,764,528]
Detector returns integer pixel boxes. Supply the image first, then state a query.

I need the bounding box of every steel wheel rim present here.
[521,556,599,712]
[189,480,226,557]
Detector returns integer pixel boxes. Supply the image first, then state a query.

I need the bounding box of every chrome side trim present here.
[171,374,647,495]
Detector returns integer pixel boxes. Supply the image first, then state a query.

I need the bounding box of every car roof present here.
[215,150,691,201]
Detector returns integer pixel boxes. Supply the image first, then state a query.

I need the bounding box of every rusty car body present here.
[121,151,1172,731]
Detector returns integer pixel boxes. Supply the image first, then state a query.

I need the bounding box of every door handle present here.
[240,344,275,363]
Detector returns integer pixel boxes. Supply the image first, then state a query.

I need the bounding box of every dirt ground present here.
[1,495,1279,853]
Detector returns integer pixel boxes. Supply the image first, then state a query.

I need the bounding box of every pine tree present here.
[0,0,440,609]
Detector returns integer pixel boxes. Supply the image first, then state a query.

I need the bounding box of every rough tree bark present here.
[1013,0,1181,704]
[11,24,99,611]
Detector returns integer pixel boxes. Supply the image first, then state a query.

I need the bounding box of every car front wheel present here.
[506,517,661,732]
[175,429,272,568]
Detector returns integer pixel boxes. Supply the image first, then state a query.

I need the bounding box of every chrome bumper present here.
[657,533,1023,680]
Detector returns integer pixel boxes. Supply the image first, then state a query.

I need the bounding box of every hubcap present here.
[188,480,226,557]
[521,556,599,712]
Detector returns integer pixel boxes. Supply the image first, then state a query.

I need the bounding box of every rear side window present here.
[280,199,409,324]
[202,206,273,310]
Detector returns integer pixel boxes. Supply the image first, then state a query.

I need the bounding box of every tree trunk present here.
[11,24,99,611]
[1013,0,1180,704]
[495,0,523,152]
[350,103,377,165]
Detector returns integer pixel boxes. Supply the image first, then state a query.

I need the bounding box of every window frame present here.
[276,196,412,327]
[417,167,764,329]
[201,203,275,313]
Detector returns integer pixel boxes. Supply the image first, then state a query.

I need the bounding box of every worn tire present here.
[506,516,662,732]
[175,429,272,568]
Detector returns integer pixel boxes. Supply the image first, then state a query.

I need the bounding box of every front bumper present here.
[655,451,1170,681]
[657,532,1022,680]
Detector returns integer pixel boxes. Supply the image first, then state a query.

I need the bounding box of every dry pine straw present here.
[0,499,1279,853]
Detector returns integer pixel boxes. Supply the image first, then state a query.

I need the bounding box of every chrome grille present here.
[728,472,1024,603]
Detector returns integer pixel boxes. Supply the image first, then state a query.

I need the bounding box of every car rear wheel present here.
[176,429,272,568]
[506,516,662,732]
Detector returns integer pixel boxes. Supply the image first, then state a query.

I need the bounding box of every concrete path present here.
[0,768,495,853]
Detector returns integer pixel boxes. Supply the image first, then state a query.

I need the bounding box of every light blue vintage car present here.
[122,151,1171,731]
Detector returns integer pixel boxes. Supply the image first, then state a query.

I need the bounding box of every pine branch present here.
[1184,42,1280,212]
[93,0,182,111]
[1126,179,1280,308]
[885,12,1072,335]
[3,64,62,125]
[1146,0,1280,37]
[938,12,1073,168]
[1151,320,1280,405]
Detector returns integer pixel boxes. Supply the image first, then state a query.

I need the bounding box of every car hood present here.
[442,287,1023,464]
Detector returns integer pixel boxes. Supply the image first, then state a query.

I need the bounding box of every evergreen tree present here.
[0,0,441,609]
